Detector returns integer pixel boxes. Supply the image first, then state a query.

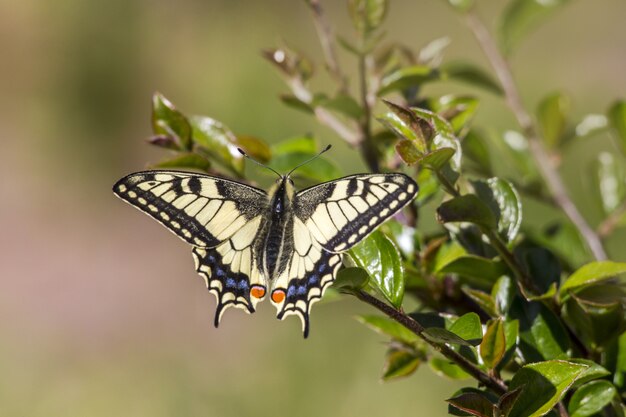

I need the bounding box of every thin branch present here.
[354,290,508,395]
[597,202,626,238]
[464,12,607,261]
[305,0,348,92]
[358,44,379,172]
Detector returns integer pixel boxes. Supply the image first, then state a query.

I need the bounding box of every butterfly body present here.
[114,169,418,337]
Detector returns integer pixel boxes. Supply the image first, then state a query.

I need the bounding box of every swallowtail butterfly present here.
[113,146,418,337]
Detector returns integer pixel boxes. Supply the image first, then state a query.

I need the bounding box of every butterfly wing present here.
[272,173,418,336]
[113,170,269,323]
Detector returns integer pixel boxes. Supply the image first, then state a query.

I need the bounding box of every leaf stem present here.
[354,289,508,395]
[463,11,607,261]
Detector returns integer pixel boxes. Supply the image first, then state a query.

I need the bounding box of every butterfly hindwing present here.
[294,173,418,252]
[113,170,269,326]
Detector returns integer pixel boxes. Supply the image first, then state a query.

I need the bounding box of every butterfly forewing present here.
[294,173,418,252]
[113,171,269,324]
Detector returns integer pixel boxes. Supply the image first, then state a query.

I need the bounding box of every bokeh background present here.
[2,1,625,416]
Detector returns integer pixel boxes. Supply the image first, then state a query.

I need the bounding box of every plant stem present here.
[358,45,379,172]
[305,0,348,93]
[354,290,508,395]
[464,11,607,261]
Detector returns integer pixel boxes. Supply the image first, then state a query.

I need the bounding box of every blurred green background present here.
[1,1,625,416]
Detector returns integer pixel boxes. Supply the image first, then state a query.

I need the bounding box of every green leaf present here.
[522,248,561,296]
[349,231,405,308]
[568,381,617,417]
[356,315,418,344]
[567,359,610,387]
[333,267,369,291]
[190,115,244,176]
[563,295,624,348]
[510,299,570,361]
[348,0,389,35]
[152,153,211,172]
[430,357,471,380]
[560,261,626,298]
[608,100,626,155]
[315,93,364,120]
[492,275,515,316]
[530,222,590,270]
[497,387,524,417]
[439,256,507,284]
[236,135,272,163]
[480,319,506,370]
[147,135,182,150]
[381,100,434,149]
[423,327,475,347]
[272,135,317,155]
[378,66,436,96]
[449,312,483,346]
[502,319,520,365]
[417,36,451,66]
[593,152,626,215]
[419,147,457,170]
[537,92,570,148]
[507,360,588,417]
[430,95,480,138]
[613,331,626,390]
[447,392,495,417]
[152,92,192,151]
[499,0,572,56]
[279,94,314,114]
[440,61,503,95]
[382,347,421,381]
[395,139,422,165]
[262,47,314,80]
[436,195,498,231]
[473,178,522,243]
[463,130,493,177]
[463,288,497,317]
[269,137,342,183]
[412,106,463,171]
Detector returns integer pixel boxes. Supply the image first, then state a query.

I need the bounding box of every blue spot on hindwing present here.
[225,278,236,288]
[297,286,307,295]
[237,280,248,290]
[308,275,319,285]
[287,286,296,297]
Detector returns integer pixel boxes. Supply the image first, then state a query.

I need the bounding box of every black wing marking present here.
[113,170,268,247]
[293,173,418,252]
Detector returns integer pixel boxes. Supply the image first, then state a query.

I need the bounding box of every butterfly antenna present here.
[237,148,282,178]
[287,144,332,177]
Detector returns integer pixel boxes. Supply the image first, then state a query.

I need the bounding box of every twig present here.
[354,290,508,395]
[597,202,626,238]
[464,12,607,261]
[357,42,379,172]
[305,0,348,92]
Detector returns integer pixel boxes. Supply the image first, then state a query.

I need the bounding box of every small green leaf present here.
[502,319,520,365]
[473,178,522,243]
[378,66,436,96]
[333,267,369,291]
[262,47,314,80]
[440,256,507,284]
[499,0,572,56]
[152,153,211,172]
[437,195,498,231]
[447,392,495,417]
[350,231,405,308]
[272,135,317,155]
[567,359,610,387]
[280,94,314,114]
[382,347,421,381]
[463,130,493,177]
[522,247,561,296]
[507,360,588,417]
[560,261,626,298]
[357,315,418,344]
[480,319,506,369]
[190,115,244,176]
[236,135,271,163]
[381,100,434,149]
[608,100,626,155]
[593,152,626,215]
[510,299,570,361]
[417,36,451,66]
[613,331,626,390]
[449,312,483,346]
[563,295,624,348]
[348,0,389,35]
[463,288,497,317]
[430,357,471,380]
[568,380,617,417]
[537,92,570,149]
[419,147,457,170]
[423,327,474,346]
[315,93,364,120]
[270,137,342,182]
[429,95,480,138]
[492,276,515,316]
[497,387,524,417]
[395,139,422,165]
[152,92,192,151]
[147,135,181,150]
[440,61,503,95]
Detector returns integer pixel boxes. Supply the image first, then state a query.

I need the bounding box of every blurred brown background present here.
[1,1,625,416]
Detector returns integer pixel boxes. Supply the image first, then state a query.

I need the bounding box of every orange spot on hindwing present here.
[250,285,266,299]
[271,289,286,304]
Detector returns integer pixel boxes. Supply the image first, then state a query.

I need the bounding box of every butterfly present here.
[113,146,418,337]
